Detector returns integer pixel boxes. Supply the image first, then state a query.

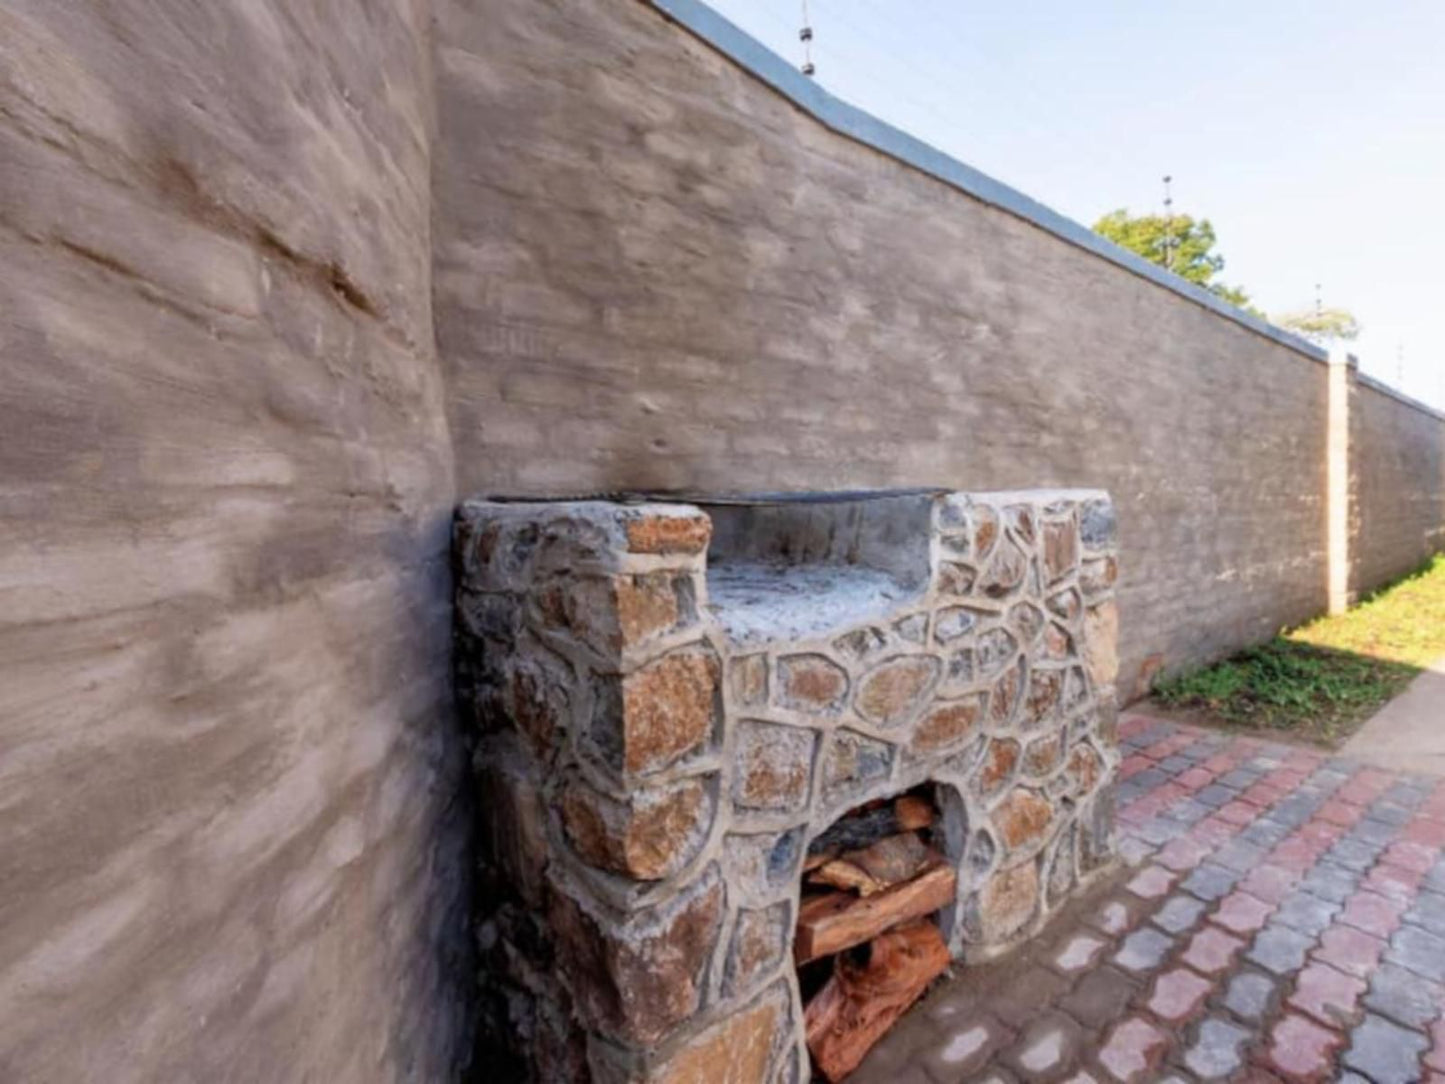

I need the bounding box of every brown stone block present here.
[1008,601,1044,644]
[821,729,893,800]
[539,573,694,656]
[550,868,725,1046]
[989,656,1026,724]
[775,653,849,714]
[1042,517,1079,584]
[1066,742,1104,795]
[616,574,689,646]
[973,505,1001,560]
[1083,601,1119,689]
[978,537,1029,598]
[937,561,978,596]
[562,775,714,881]
[1041,622,1074,661]
[643,992,784,1084]
[727,654,768,708]
[977,738,1020,797]
[624,510,712,555]
[854,655,940,727]
[1080,555,1118,597]
[1023,667,1063,728]
[1024,732,1065,777]
[733,720,816,812]
[1046,586,1083,622]
[994,787,1054,854]
[977,860,1040,941]
[723,902,790,997]
[595,646,720,775]
[912,696,984,753]
[471,635,573,757]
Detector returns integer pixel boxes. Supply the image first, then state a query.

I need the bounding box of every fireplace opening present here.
[796,783,957,1081]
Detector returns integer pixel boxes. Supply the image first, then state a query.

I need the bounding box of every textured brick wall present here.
[0,2,471,1080]
[1350,378,1445,596]
[432,0,1335,697]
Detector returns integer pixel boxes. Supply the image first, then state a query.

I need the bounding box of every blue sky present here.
[704,0,1445,408]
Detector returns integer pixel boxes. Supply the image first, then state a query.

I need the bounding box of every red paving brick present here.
[1183,925,1246,975]
[1240,863,1301,903]
[1145,967,1213,1022]
[1366,861,1425,900]
[1338,889,1405,937]
[1264,1013,1343,1081]
[1097,1017,1169,1083]
[1314,924,1386,979]
[846,717,1445,1084]
[1287,961,1366,1027]
[1213,891,1276,935]
[1124,864,1175,900]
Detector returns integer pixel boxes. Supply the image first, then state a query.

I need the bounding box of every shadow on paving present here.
[848,714,1445,1084]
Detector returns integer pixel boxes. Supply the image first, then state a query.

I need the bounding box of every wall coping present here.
[1355,370,1445,424]
[648,0,1330,366]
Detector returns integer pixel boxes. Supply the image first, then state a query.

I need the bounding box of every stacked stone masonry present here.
[454,488,1120,1082]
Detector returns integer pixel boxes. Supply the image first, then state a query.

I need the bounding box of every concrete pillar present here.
[1327,349,1357,614]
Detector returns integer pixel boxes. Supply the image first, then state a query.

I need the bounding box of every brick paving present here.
[851,715,1445,1083]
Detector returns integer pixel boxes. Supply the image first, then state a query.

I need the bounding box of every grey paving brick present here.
[1153,894,1208,935]
[1161,799,1212,825]
[1219,769,1261,789]
[1405,888,1445,937]
[1330,837,1384,871]
[1221,970,1275,1021]
[1211,839,1267,873]
[1301,861,1362,904]
[1364,801,1413,827]
[1195,784,1236,808]
[1131,767,1169,790]
[1386,923,1445,983]
[1135,818,1185,846]
[1349,818,1399,846]
[1342,1014,1429,1084]
[1272,890,1339,937]
[1271,796,1321,825]
[1365,962,1445,1028]
[1158,755,1193,774]
[1113,927,1174,973]
[1423,860,1445,891]
[1238,819,1292,848]
[1384,782,1428,808]
[1184,1016,1250,1080]
[1181,863,1241,902]
[1245,925,1313,975]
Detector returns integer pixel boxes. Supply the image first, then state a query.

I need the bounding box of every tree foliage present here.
[1093,208,1256,313]
[1275,307,1361,345]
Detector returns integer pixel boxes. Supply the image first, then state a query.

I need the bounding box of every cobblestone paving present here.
[851,714,1445,1083]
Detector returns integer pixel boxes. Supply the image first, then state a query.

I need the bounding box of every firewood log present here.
[804,920,950,1081]
[842,832,932,889]
[808,859,885,896]
[794,862,955,965]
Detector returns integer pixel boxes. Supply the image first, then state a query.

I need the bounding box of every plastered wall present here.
[432,0,1341,698]
[0,2,471,1079]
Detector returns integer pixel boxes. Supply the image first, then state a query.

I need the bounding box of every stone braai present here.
[454,488,1121,1082]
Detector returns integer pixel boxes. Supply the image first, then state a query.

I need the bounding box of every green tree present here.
[1275,307,1361,345]
[1093,208,1256,313]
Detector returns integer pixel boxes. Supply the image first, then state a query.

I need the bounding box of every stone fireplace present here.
[455,488,1120,1082]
